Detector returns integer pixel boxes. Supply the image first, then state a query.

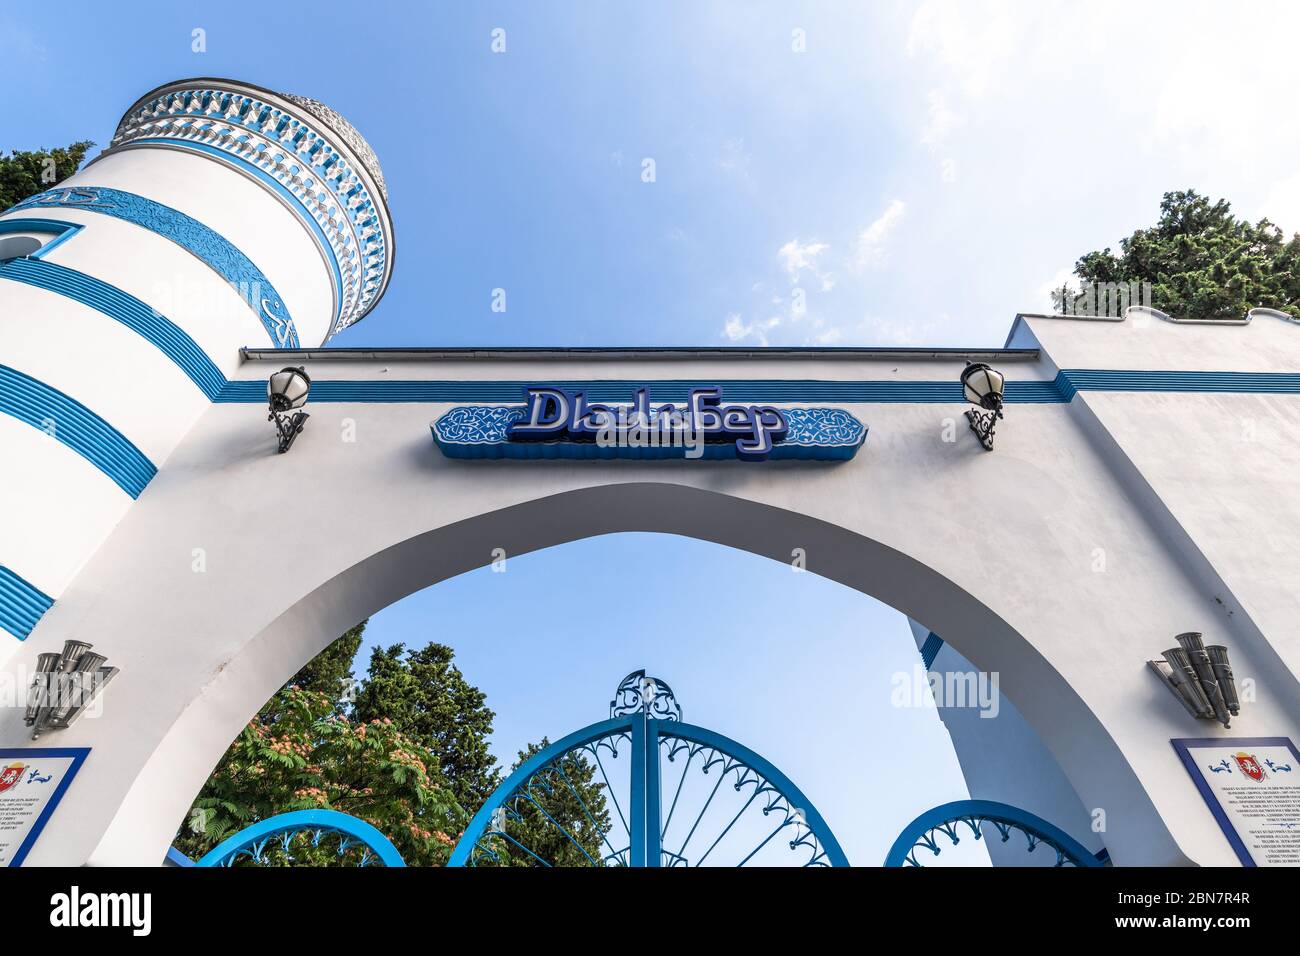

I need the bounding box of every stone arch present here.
[89,480,1181,867]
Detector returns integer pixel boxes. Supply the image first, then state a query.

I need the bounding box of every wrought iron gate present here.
[449,671,849,867]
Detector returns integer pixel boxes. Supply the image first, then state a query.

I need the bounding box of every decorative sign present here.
[432,386,866,461]
[0,747,89,866]
[1171,737,1300,866]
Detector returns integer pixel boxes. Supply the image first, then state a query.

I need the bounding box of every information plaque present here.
[1172,736,1300,867]
[0,747,90,866]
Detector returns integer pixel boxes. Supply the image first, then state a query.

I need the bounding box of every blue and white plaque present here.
[1171,736,1300,867]
[432,386,866,461]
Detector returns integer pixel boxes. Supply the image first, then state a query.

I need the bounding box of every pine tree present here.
[286,622,365,714]
[351,643,500,813]
[0,142,94,209]
[493,739,613,867]
[171,682,462,866]
[174,630,611,866]
[1069,189,1300,321]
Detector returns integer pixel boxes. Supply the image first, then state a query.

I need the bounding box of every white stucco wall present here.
[70,149,336,348]
[0,415,131,597]
[909,619,1105,865]
[0,81,368,651]
[2,80,1298,870]
[0,323,1293,866]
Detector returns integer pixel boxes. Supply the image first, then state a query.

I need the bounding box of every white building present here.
[1,77,1298,867]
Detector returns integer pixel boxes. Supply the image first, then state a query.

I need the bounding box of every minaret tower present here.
[0,78,394,658]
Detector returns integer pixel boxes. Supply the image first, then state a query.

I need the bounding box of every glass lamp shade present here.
[960,363,1005,409]
[268,366,312,413]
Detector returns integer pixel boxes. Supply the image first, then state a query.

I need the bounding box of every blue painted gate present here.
[450,671,849,867]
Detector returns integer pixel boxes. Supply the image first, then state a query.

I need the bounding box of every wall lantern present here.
[1147,631,1239,728]
[25,640,118,739]
[960,362,1005,450]
[268,366,311,453]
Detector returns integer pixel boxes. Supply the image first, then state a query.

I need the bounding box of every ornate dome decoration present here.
[279,94,387,202]
[103,78,394,341]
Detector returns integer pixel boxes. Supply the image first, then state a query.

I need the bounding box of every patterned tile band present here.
[431,404,868,461]
[0,566,54,641]
[109,83,391,336]
[7,186,300,348]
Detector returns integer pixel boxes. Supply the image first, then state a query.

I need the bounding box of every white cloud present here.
[717,137,755,185]
[906,0,1018,100]
[707,1,1300,349]
[723,312,750,341]
[1256,171,1300,238]
[777,238,829,279]
[775,238,836,292]
[861,313,945,346]
[921,90,961,146]
[854,199,906,268]
[723,312,781,346]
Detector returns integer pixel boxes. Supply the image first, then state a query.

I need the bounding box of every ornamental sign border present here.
[431,385,868,462]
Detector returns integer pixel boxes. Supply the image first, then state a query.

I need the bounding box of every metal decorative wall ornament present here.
[449,670,849,867]
[25,640,118,739]
[432,387,866,462]
[1147,632,1240,728]
[885,800,1105,867]
[191,809,405,867]
[960,362,1005,450]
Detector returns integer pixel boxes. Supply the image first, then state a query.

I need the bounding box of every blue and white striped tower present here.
[0,78,394,660]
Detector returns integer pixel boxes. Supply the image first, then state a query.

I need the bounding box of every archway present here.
[86,481,1177,867]
[193,810,406,867]
[885,800,1105,868]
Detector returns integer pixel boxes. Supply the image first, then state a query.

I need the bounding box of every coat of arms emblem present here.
[1233,752,1267,782]
[0,762,26,795]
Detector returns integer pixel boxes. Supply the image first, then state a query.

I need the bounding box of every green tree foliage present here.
[493,739,613,867]
[1065,189,1300,321]
[176,628,611,866]
[285,622,364,715]
[175,624,461,866]
[171,683,462,866]
[351,643,499,812]
[0,142,93,209]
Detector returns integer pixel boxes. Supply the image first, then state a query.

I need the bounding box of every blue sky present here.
[357,535,971,865]
[10,2,1300,351]
[5,1,1294,864]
